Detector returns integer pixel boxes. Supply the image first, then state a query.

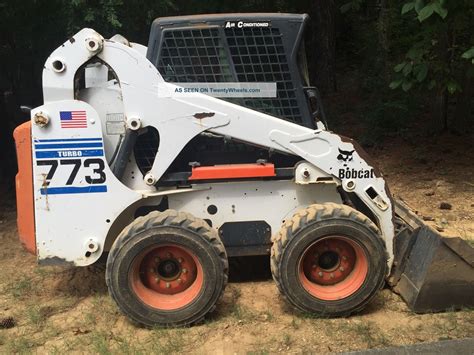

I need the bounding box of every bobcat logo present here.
[337,148,355,162]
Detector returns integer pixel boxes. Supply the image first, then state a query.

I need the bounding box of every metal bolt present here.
[339,267,345,272]
[155,277,160,283]
[182,268,188,274]
[330,273,335,279]
[335,247,340,252]
[154,257,160,263]
[318,272,323,277]
[346,180,355,190]
[166,252,172,258]
[312,264,317,269]
[166,282,170,288]
[144,173,156,186]
[149,268,155,273]
[342,256,347,261]
[177,278,182,284]
[178,258,183,263]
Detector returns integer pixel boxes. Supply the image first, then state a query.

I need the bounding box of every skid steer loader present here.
[13,13,473,327]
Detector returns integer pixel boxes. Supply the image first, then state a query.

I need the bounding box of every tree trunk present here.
[377,0,390,83]
[306,0,337,94]
[451,68,473,134]
[435,88,448,132]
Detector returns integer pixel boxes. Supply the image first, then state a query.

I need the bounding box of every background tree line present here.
[0,0,473,185]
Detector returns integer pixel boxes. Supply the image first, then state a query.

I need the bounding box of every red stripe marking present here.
[189,163,276,180]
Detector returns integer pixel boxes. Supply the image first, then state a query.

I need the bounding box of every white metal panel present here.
[31,100,141,265]
[168,180,342,235]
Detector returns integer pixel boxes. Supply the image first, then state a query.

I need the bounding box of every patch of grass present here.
[6,335,38,354]
[114,334,146,355]
[281,333,292,347]
[90,331,112,355]
[27,305,46,326]
[90,294,119,323]
[84,310,98,326]
[290,317,301,330]
[55,296,79,312]
[149,327,186,354]
[248,350,270,355]
[53,335,86,353]
[8,276,34,298]
[261,310,274,322]
[435,311,462,337]
[34,266,56,278]
[230,304,255,322]
[230,286,242,300]
[301,310,332,320]
[350,321,390,348]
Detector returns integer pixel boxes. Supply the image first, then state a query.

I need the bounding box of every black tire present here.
[271,203,387,316]
[106,210,228,327]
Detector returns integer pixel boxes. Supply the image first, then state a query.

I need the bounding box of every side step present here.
[390,200,474,313]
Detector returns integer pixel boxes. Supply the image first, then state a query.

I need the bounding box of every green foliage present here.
[462,47,474,64]
[340,0,364,13]
[390,0,473,96]
[361,100,412,144]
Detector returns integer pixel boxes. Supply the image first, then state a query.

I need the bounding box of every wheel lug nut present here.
[182,268,188,274]
[155,277,160,283]
[318,272,323,277]
[312,264,317,269]
[154,257,160,263]
[166,252,172,258]
[342,256,347,261]
[330,273,334,279]
[166,282,170,288]
[177,278,182,284]
[149,268,155,273]
[339,267,345,272]
[178,257,183,263]
[335,247,340,252]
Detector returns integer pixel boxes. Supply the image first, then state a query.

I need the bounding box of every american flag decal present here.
[60,111,87,128]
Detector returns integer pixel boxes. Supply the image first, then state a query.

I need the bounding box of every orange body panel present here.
[13,121,36,255]
[189,163,276,180]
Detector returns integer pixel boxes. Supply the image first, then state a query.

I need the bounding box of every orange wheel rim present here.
[130,245,203,310]
[299,236,368,301]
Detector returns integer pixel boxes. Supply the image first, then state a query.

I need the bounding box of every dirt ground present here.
[0,134,473,354]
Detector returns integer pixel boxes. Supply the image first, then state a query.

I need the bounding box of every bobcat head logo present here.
[337,148,355,162]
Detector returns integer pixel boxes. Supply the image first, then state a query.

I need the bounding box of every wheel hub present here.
[139,245,197,295]
[302,237,356,285]
[157,259,181,280]
[318,251,340,271]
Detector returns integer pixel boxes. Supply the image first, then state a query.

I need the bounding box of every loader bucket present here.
[390,201,474,313]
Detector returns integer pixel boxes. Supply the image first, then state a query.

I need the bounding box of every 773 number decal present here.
[37,158,106,186]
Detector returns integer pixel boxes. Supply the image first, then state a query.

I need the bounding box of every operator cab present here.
[131,13,328,183]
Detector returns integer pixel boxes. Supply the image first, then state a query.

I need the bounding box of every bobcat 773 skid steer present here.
[14,14,473,326]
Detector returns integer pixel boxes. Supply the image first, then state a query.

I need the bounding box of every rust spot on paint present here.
[193,112,215,119]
